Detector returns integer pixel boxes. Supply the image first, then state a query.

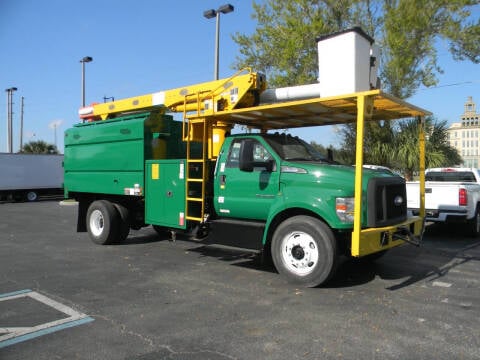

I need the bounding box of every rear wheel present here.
[271,215,337,287]
[86,200,121,245]
[466,206,480,238]
[113,203,130,242]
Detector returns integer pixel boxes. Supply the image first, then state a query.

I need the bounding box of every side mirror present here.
[327,148,334,162]
[239,139,254,172]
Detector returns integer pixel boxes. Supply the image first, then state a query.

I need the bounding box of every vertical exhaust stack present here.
[259,27,379,104]
[317,27,379,97]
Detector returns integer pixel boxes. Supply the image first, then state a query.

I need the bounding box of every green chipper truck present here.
[64,29,429,287]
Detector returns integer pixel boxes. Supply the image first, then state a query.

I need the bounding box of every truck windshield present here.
[264,134,333,163]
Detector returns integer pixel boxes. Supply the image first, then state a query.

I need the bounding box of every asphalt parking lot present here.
[0,200,479,360]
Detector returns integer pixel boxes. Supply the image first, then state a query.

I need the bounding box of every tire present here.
[26,191,38,202]
[113,203,130,242]
[466,206,480,238]
[86,200,121,245]
[271,215,337,287]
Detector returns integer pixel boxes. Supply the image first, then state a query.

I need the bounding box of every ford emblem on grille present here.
[394,195,404,206]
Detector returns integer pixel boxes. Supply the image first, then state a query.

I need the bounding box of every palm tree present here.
[20,140,59,154]
[337,117,461,178]
[336,121,396,166]
[393,118,461,179]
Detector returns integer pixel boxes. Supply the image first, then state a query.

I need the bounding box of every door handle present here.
[220,175,226,186]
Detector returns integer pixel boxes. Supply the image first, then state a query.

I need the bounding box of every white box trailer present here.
[0,153,64,201]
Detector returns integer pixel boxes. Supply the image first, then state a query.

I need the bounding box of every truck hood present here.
[282,161,393,187]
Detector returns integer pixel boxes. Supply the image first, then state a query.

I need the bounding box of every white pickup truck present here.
[406,168,480,237]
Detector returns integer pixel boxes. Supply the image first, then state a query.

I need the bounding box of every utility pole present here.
[20,96,24,151]
[5,87,17,153]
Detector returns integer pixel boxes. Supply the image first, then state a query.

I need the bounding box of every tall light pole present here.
[20,96,24,151]
[80,56,93,107]
[203,4,234,80]
[5,87,17,153]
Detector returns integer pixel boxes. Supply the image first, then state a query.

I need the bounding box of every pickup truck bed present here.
[406,168,480,237]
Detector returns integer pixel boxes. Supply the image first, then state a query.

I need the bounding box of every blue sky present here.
[1,0,479,153]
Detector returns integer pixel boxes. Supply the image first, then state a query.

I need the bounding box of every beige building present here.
[447,96,480,168]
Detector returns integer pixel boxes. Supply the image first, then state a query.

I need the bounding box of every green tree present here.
[234,0,376,87]
[233,0,478,171]
[20,140,59,154]
[233,0,479,94]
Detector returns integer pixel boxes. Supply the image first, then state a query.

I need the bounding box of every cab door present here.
[214,138,279,220]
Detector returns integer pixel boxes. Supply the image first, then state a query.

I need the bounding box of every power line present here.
[418,80,480,91]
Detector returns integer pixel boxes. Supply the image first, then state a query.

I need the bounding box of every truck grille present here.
[367,177,407,227]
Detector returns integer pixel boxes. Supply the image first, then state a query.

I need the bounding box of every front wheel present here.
[26,191,38,202]
[271,215,337,287]
[86,200,121,245]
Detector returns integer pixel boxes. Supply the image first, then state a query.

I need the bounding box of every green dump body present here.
[64,112,186,197]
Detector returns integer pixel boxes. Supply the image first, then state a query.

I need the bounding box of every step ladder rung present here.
[187,178,204,183]
[186,216,203,222]
[187,159,205,163]
[187,197,203,202]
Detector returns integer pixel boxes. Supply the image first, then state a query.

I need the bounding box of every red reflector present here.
[459,188,468,206]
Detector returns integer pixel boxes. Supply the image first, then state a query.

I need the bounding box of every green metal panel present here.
[145,160,186,229]
[64,111,186,196]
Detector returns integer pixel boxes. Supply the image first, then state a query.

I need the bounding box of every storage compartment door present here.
[145,160,186,229]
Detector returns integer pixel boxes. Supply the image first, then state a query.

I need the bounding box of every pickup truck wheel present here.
[86,200,120,245]
[466,206,480,238]
[271,215,337,287]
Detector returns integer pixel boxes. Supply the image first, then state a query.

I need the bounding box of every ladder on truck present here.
[182,91,209,223]
[180,69,260,224]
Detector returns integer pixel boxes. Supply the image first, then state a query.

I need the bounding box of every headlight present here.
[336,197,355,223]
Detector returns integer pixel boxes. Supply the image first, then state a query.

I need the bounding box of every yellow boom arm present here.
[79,69,266,121]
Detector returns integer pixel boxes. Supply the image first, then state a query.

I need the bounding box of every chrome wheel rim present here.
[281,231,319,276]
[90,209,104,237]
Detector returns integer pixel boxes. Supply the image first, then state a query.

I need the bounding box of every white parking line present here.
[432,281,452,288]
[0,289,94,348]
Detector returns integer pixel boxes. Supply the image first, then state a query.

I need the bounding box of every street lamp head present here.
[203,9,216,19]
[81,56,93,63]
[218,4,234,14]
[5,87,17,92]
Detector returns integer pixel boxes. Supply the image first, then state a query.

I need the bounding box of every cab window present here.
[226,139,275,171]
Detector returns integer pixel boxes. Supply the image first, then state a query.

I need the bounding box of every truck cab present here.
[214,133,406,229]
